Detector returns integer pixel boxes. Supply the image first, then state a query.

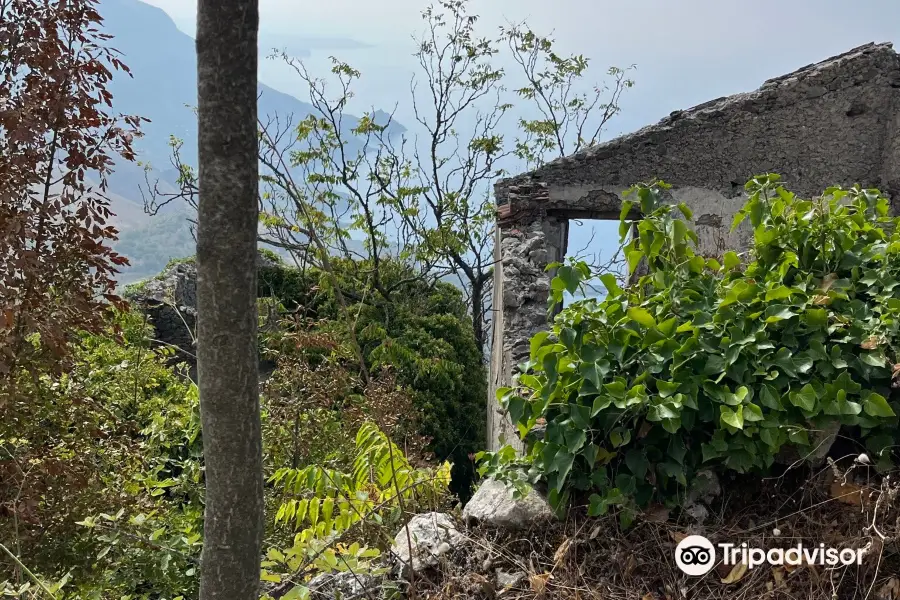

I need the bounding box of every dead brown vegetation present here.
[418,464,900,600]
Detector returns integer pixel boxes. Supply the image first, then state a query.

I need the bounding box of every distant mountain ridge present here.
[95,0,404,283]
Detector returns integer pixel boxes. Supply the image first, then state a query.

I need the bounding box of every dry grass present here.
[408,462,900,600]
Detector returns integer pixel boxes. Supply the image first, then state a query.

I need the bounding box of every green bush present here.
[6,257,476,597]
[482,175,900,524]
[0,309,203,599]
[258,258,486,499]
[7,302,454,599]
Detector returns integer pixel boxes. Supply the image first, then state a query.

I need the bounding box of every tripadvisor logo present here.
[675,535,717,576]
[674,535,865,576]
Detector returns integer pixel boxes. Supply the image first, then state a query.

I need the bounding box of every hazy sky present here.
[142,0,900,144]
[141,0,900,262]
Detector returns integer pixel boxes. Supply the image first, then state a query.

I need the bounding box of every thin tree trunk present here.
[470,279,486,359]
[195,1,264,599]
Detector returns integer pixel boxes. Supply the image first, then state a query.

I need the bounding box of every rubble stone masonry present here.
[489,42,900,450]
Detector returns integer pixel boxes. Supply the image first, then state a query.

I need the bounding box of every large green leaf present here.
[625,450,649,480]
[556,265,580,294]
[759,385,784,411]
[765,285,794,301]
[627,307,656,328]
[788,384,817,412]
[656,380,680,398]
[600,273,623,297]
[530,331,551,358]
[720,405,744,429]
[724,251,741,270]
[743,403,764,422]
[863,392,895,417]
[506,395,526,425]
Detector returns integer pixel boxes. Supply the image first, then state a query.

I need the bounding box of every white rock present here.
[463,479,553,530]
[496,569,526,588]
[306,571,378,599]
[684,502,710,524]
[391,512,463,575]
[683,470,720,524]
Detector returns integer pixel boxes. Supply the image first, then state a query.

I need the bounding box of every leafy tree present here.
[0,0,144,377]
[482,176,900,524]
[503,25,633,170]
[0,0,144,589]
[143,0,634,358]
[195,0,265,599]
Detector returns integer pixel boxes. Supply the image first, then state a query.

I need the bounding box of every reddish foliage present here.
[262,319,434,470]
[0,0,146,377]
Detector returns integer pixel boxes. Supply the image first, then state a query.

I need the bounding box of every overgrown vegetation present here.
[143,0,634,357]
[3,250,470,599]
[483,175,900,526]
[259,257,487,498]
[2,305,456,599]
[1,310,201,597]
[10,1,900,599]
[260,423,450,595]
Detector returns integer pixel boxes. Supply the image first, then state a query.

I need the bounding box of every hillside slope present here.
[95,0,404,283]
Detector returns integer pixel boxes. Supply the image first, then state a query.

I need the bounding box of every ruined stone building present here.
[488,42,900,450]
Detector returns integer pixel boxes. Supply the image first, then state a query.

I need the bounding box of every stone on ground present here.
[463,478,553,529]
[391,512,464,576]
[306,571,380,599]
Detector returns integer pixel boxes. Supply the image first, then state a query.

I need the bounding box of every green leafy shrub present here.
[482,175,900,523]
[6,259,464,598]
[26,307,446,599]
[261,422,450,598]
[260,324,433,476]
[270,422,450,538]
[258,258,486,499]
[0,308,202,599]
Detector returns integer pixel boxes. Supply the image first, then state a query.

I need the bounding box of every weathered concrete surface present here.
[123,260,198,368]
[488,42,900,450]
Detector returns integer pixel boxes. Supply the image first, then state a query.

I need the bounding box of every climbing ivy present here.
[480,175,900,524]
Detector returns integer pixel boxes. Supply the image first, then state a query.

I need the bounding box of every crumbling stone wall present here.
[489,42,900,451]
[124,250,281,383]
[124,260,198,370]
